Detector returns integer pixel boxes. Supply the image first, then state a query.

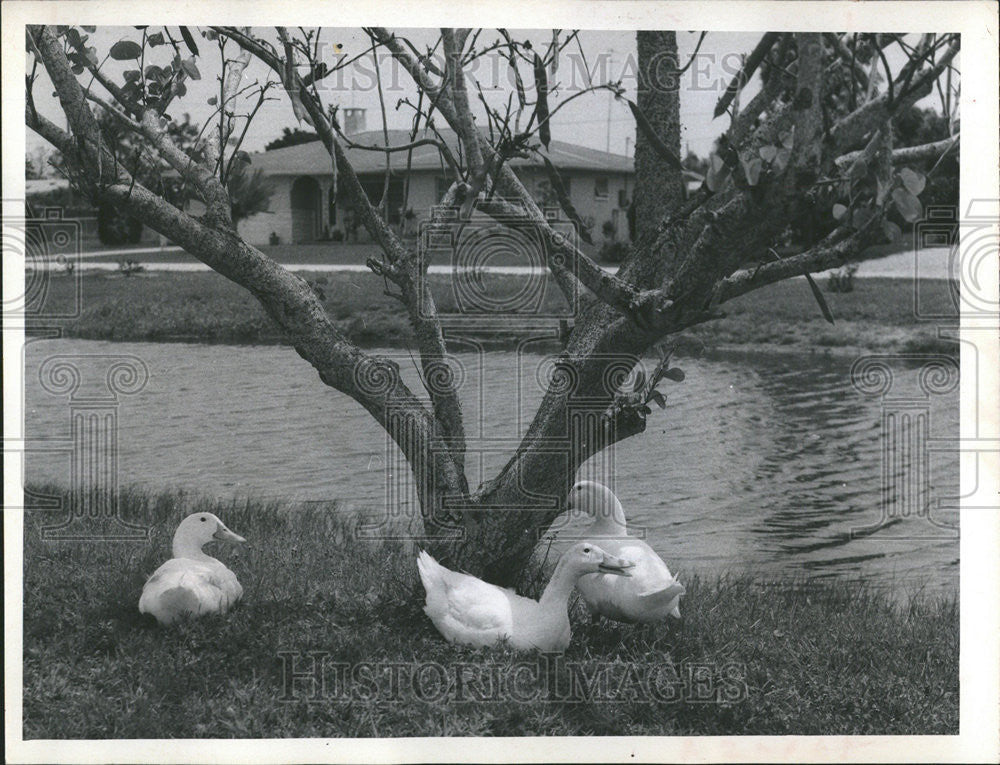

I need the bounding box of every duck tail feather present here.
[636,582,686,609]
[417,549,450,593]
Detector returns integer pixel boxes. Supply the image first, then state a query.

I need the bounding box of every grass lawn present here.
[35,266,958,356]
[22,486,958,738]
[77,240,571,268]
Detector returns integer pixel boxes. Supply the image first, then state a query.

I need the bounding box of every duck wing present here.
[577,538,685,621]
[636,580,686,618]
[417,551,513,647]
[139,558,242,625]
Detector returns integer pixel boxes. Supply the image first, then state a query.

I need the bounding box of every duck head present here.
[567,480,627,534]
[564,542,634,578]
[172,512,246,558]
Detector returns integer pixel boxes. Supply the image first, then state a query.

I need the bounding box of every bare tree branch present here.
[835,133,959,169]
[441,28,486,179]
[216,25,469,471]
[715,227,874,304]
[831,36,959,152]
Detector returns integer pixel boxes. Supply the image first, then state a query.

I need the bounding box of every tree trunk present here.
[433,305,652,586]
[634,31,685,247]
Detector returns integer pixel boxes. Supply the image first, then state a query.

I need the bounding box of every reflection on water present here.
[23,338,958,596]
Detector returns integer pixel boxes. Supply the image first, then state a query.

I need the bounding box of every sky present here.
[26,28,953,169]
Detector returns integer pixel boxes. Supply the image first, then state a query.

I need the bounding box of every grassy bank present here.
[23,486,958,738]
[35,267,959,356]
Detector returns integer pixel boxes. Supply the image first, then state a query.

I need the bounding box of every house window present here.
[594,177,609,199]
[535,177,569,207]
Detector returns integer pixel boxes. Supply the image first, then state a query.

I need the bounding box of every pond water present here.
[22,338,959,596]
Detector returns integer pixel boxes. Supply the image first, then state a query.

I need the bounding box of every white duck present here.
[417,542,634,652]
[569,480,686,623]
[139,512,246,626]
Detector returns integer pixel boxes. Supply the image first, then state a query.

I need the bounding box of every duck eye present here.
[583,546,591,553]
[200,517,207,522]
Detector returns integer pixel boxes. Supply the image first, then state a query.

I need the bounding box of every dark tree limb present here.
[835,133,959,169]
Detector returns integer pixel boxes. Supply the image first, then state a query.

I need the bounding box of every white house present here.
[238,112,636,251]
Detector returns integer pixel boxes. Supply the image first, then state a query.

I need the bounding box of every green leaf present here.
[533,54,551,149]
[663,367,685,382]
[625,98,682,170]
[178,26,200,56]
[851,206,875,230]
[706,153,730,192]
[773,147,791,172]
[758,145,777,163]
[81,26,96,33]
[712,32,780,118]
[148,32,165,47]
[899,167,926,196]
[207,96,218,106]
[876,176,890,205]
[883,220,902,242]
[180,58,201,80]
[804,272,835,324]
[648,389,667,409]
[109,40,142,60]
[892,187,922,223]
[832,203,848,220]
[779,128,794,149]
[742,156,762,186]
[123,69,142,82]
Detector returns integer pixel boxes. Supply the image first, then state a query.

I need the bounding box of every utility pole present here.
[605,48,616,154]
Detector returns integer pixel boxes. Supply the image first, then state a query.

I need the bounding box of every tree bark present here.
[633,31,685,247]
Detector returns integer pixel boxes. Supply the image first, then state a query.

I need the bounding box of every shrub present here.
[97,202,143,246]
[600,241,630,263]
[827,264,858,293]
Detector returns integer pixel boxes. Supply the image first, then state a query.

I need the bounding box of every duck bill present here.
[213,525,246,544]
[597,554,634,577]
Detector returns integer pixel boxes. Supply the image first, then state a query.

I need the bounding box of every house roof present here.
[250,129,634,177]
